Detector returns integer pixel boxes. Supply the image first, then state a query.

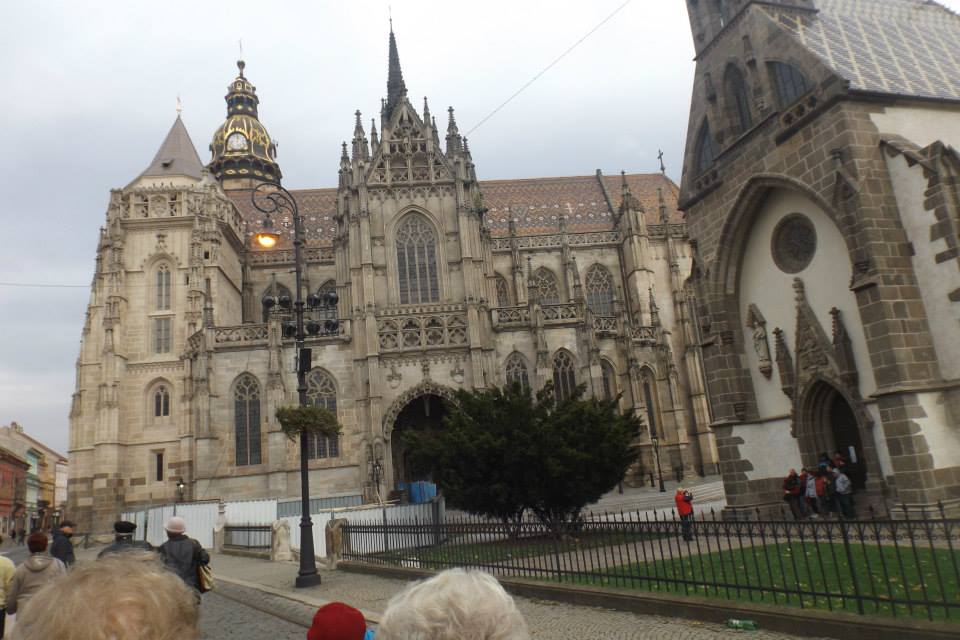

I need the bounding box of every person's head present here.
[788,468,797,476]
[12,552,199,640]
[27,531,48,553]
[114,520,137,538]
[307,602,366,640]
[377,569,530,640]
[59,520,75,537]
[164,516,186,538]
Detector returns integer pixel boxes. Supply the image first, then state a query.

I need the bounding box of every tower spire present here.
[386,23,407,117]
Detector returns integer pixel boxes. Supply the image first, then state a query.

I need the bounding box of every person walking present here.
[831,465,856,519]
[6,532,67,617]
[98,520,153,558]
[49,520,76,567]
[158,517,209,596]
[675,487,694,541]
[0,550,14,637]
[804,467,820,517]
[782,469,804,520]
[16,530,24,547]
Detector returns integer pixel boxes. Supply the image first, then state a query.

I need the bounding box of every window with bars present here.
[306,369,339,459]
[154,385,170,418]
[694,121,717,175]
[234,374,262,466]
[530,268,560,305]
[504,353,530,391]
[156,265,171,310]
[552,351,577,403]
[769,61,810,108]
[495,275,511,307]
[601,360,616,401]
[261,283,293,323]
[725,65,752,135]
[396,214,440,304]
[585,265,614,316]
[154,318,172,354]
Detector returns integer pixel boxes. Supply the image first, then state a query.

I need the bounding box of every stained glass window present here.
[553,351,577,403]
[725,65,752,135]
[234,374,262,466]
[530,268,560,305]
[396,214,440,304]
[769,61,810,108]
[695,121,717,175]
[306,369,339,459]
[505,353,530,391]
[585,265,614,316]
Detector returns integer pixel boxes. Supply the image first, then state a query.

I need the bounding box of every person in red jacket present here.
[675,488,694,541]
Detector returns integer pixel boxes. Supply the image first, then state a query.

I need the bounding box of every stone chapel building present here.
[679,0,960,515]
[68,29,718,530]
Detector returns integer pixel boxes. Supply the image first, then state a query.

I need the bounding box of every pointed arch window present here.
[552,350,577,403]
[306,369,339,459]
[768,61,810,108]
[585,265,615,316]
[396,214,440,304]
[716,0,731,27]
[530,268,560,305]
[504,353,530,391]
[694,121,717,175]
[601,360,617,401]
[640,368,660,438]
[156,265,172,311]
[495,275,511,308]
[234,374,262,466]
[261,283,293,323]
[725,65,752,135]
[154,385,171,418]
[317,280,338,313]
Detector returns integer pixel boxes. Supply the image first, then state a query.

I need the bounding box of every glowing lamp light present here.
[254,215,280,249]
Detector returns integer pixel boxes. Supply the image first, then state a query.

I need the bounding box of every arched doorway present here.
[801,381,868,490]
[391,394,448,487]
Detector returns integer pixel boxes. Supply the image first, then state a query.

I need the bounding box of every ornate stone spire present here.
[352,110,368,160]
[386,24,407,117]
[446,106,463,155]
[370,118,379,152]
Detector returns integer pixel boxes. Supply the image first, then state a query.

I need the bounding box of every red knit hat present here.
[306,602,366,640]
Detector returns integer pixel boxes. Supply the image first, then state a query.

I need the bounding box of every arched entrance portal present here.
[391,394,448,487]
[801,381,868,490]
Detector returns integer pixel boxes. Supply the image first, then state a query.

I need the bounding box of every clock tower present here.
[208,60,282,190]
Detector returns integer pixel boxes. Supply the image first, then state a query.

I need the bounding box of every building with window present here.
[679,0,960,515]
[68,29,718,531]
[0,422,67,530]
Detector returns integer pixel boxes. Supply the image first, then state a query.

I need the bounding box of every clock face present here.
[226,132,248,151]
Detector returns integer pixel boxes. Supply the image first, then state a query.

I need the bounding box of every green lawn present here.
[559,541,960,621]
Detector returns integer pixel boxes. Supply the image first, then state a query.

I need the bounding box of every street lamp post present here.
[651,435,666,493]
[252,182,330,588]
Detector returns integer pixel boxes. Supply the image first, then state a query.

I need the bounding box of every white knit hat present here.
[164,516,187,534]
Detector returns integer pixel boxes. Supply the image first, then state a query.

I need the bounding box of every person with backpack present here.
[782,469,804,520]
[675,487,694,541]
[158,517,209,599]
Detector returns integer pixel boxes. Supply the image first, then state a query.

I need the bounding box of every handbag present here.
[197,563,214,593]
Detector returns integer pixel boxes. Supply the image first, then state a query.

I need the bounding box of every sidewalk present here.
[204,552,816,639]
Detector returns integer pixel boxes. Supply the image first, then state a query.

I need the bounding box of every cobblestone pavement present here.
[199,591,307,639]
[210,554,824,640]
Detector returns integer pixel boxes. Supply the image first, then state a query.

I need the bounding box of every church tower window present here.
[396,214,440,304]
[724,65,753,135]
[154,385,170,418]
[306,369,339,459]
[495,275,511,307]
[694,121,717,175]
[585,264,614,316]
[530,268,560,305]
[156,265,172,310]
[234,374,262,466]
[601,360,617,401]
[153,318,172,354]
[768,61,810,108]
[552,350,577,403]
[504,353,530,391]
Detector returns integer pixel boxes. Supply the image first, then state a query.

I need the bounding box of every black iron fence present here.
[224,524,271,550]
[341,504,960,621]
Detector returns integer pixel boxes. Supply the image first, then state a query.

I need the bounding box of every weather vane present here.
[176,94,182,115]
[657,149,666,175]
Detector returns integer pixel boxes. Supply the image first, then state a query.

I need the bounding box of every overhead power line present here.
[0,282,88,289]
[465,0,634,136]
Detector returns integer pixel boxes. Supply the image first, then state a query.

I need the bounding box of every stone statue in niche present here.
[745,304,773,379]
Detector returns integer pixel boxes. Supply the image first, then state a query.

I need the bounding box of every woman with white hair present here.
[376,568,530,640]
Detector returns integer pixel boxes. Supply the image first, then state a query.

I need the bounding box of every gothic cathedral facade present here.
[68,29,718,531]
[679,0,960,515]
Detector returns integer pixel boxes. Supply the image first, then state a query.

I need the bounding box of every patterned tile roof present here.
[771,0,960,101]
[228,172,682,248]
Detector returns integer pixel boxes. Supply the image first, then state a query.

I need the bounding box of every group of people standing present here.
[783,451,857,520]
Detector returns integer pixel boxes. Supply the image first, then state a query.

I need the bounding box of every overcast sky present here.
[2,0,959,454]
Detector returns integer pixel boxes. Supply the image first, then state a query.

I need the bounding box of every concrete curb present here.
[214,574,383,625]
[339,561,959,640]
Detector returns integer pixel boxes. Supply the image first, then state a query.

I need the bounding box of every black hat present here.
[113,520,137,534]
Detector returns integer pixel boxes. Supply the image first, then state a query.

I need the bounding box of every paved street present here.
[200,592,308,639]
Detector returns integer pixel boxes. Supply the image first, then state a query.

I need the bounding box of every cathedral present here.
[679,0,960,515]
[68,28,717,530]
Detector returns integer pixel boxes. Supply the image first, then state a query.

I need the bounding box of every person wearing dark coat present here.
[158,516,209,594]
[98,520,154,558]
[50,520,77,567]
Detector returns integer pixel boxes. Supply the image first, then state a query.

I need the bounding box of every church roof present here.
[228,172,683,249]
[770,0,960,101]
[132,115,205,184]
